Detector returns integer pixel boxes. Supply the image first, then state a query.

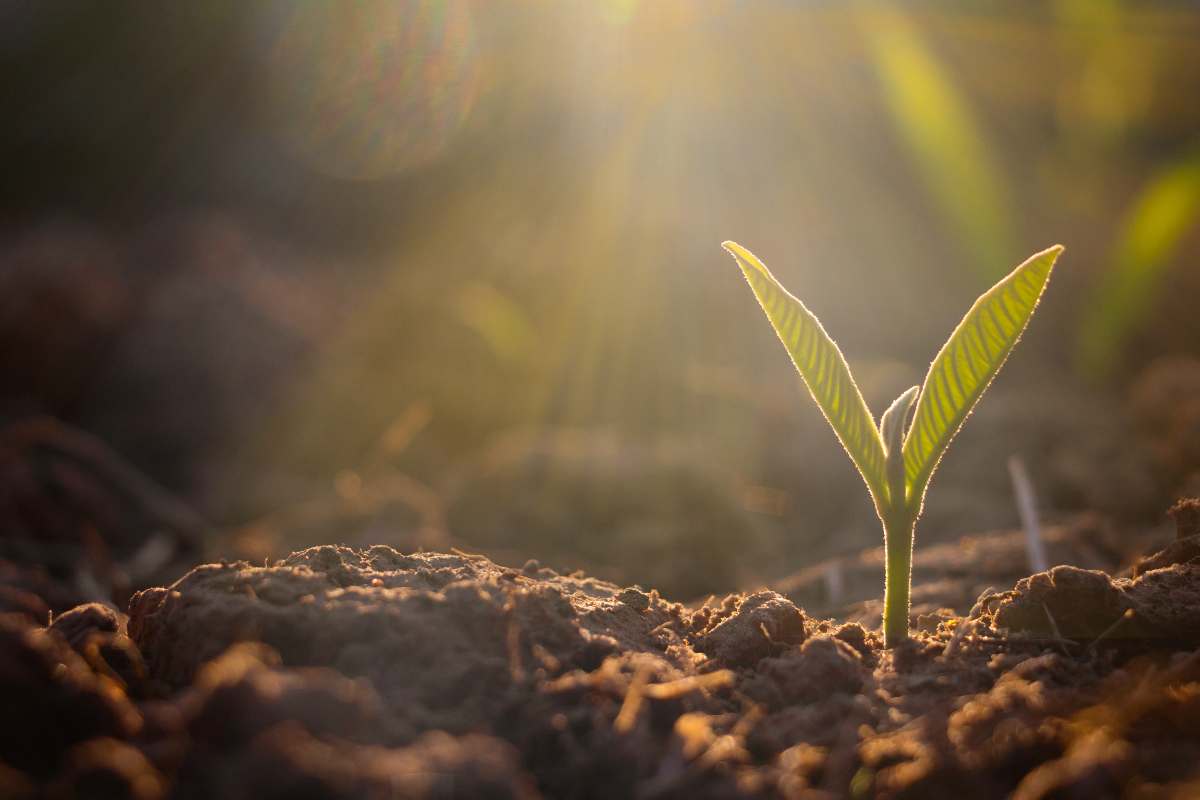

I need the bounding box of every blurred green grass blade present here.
[724,241,889,506]
[903,245,1062,508]
[861,9,1017,279]
[1077,153,1200,378]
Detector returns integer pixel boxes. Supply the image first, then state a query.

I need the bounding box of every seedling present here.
[725,241,1062,646]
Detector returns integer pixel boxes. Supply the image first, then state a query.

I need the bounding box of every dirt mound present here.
[125,547,815,796]
[989,503,1200,649]
[128,547,696,728]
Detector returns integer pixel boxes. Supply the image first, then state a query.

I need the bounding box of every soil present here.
[2,502,1200,798]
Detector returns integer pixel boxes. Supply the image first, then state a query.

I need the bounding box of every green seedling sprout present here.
[725,241,1062,646]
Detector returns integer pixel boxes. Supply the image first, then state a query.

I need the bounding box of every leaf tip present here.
[721,240,771,281]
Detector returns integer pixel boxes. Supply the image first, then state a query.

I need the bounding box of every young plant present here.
[725,241,1062,646]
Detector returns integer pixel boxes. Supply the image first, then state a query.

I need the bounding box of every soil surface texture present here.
[4,504,1200,798]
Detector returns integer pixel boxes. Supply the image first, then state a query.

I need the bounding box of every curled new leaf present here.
[723,241,889,507]
[902,245,1063,511]
[880,385,919,509]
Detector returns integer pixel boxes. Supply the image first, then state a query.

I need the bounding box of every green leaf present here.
[724,241,889,507]
[902,245,1063,510]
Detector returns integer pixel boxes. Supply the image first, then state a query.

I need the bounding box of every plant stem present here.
[882,512,916,648]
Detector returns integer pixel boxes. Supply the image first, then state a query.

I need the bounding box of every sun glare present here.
[261,0,480,180]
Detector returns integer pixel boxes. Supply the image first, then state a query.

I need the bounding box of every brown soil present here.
[4,506,1200,798]
[772,513,1148,629]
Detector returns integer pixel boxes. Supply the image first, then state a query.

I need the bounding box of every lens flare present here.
[263,0,479,180]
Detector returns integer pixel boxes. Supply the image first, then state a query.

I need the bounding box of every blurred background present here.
[2,1,1200,605]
